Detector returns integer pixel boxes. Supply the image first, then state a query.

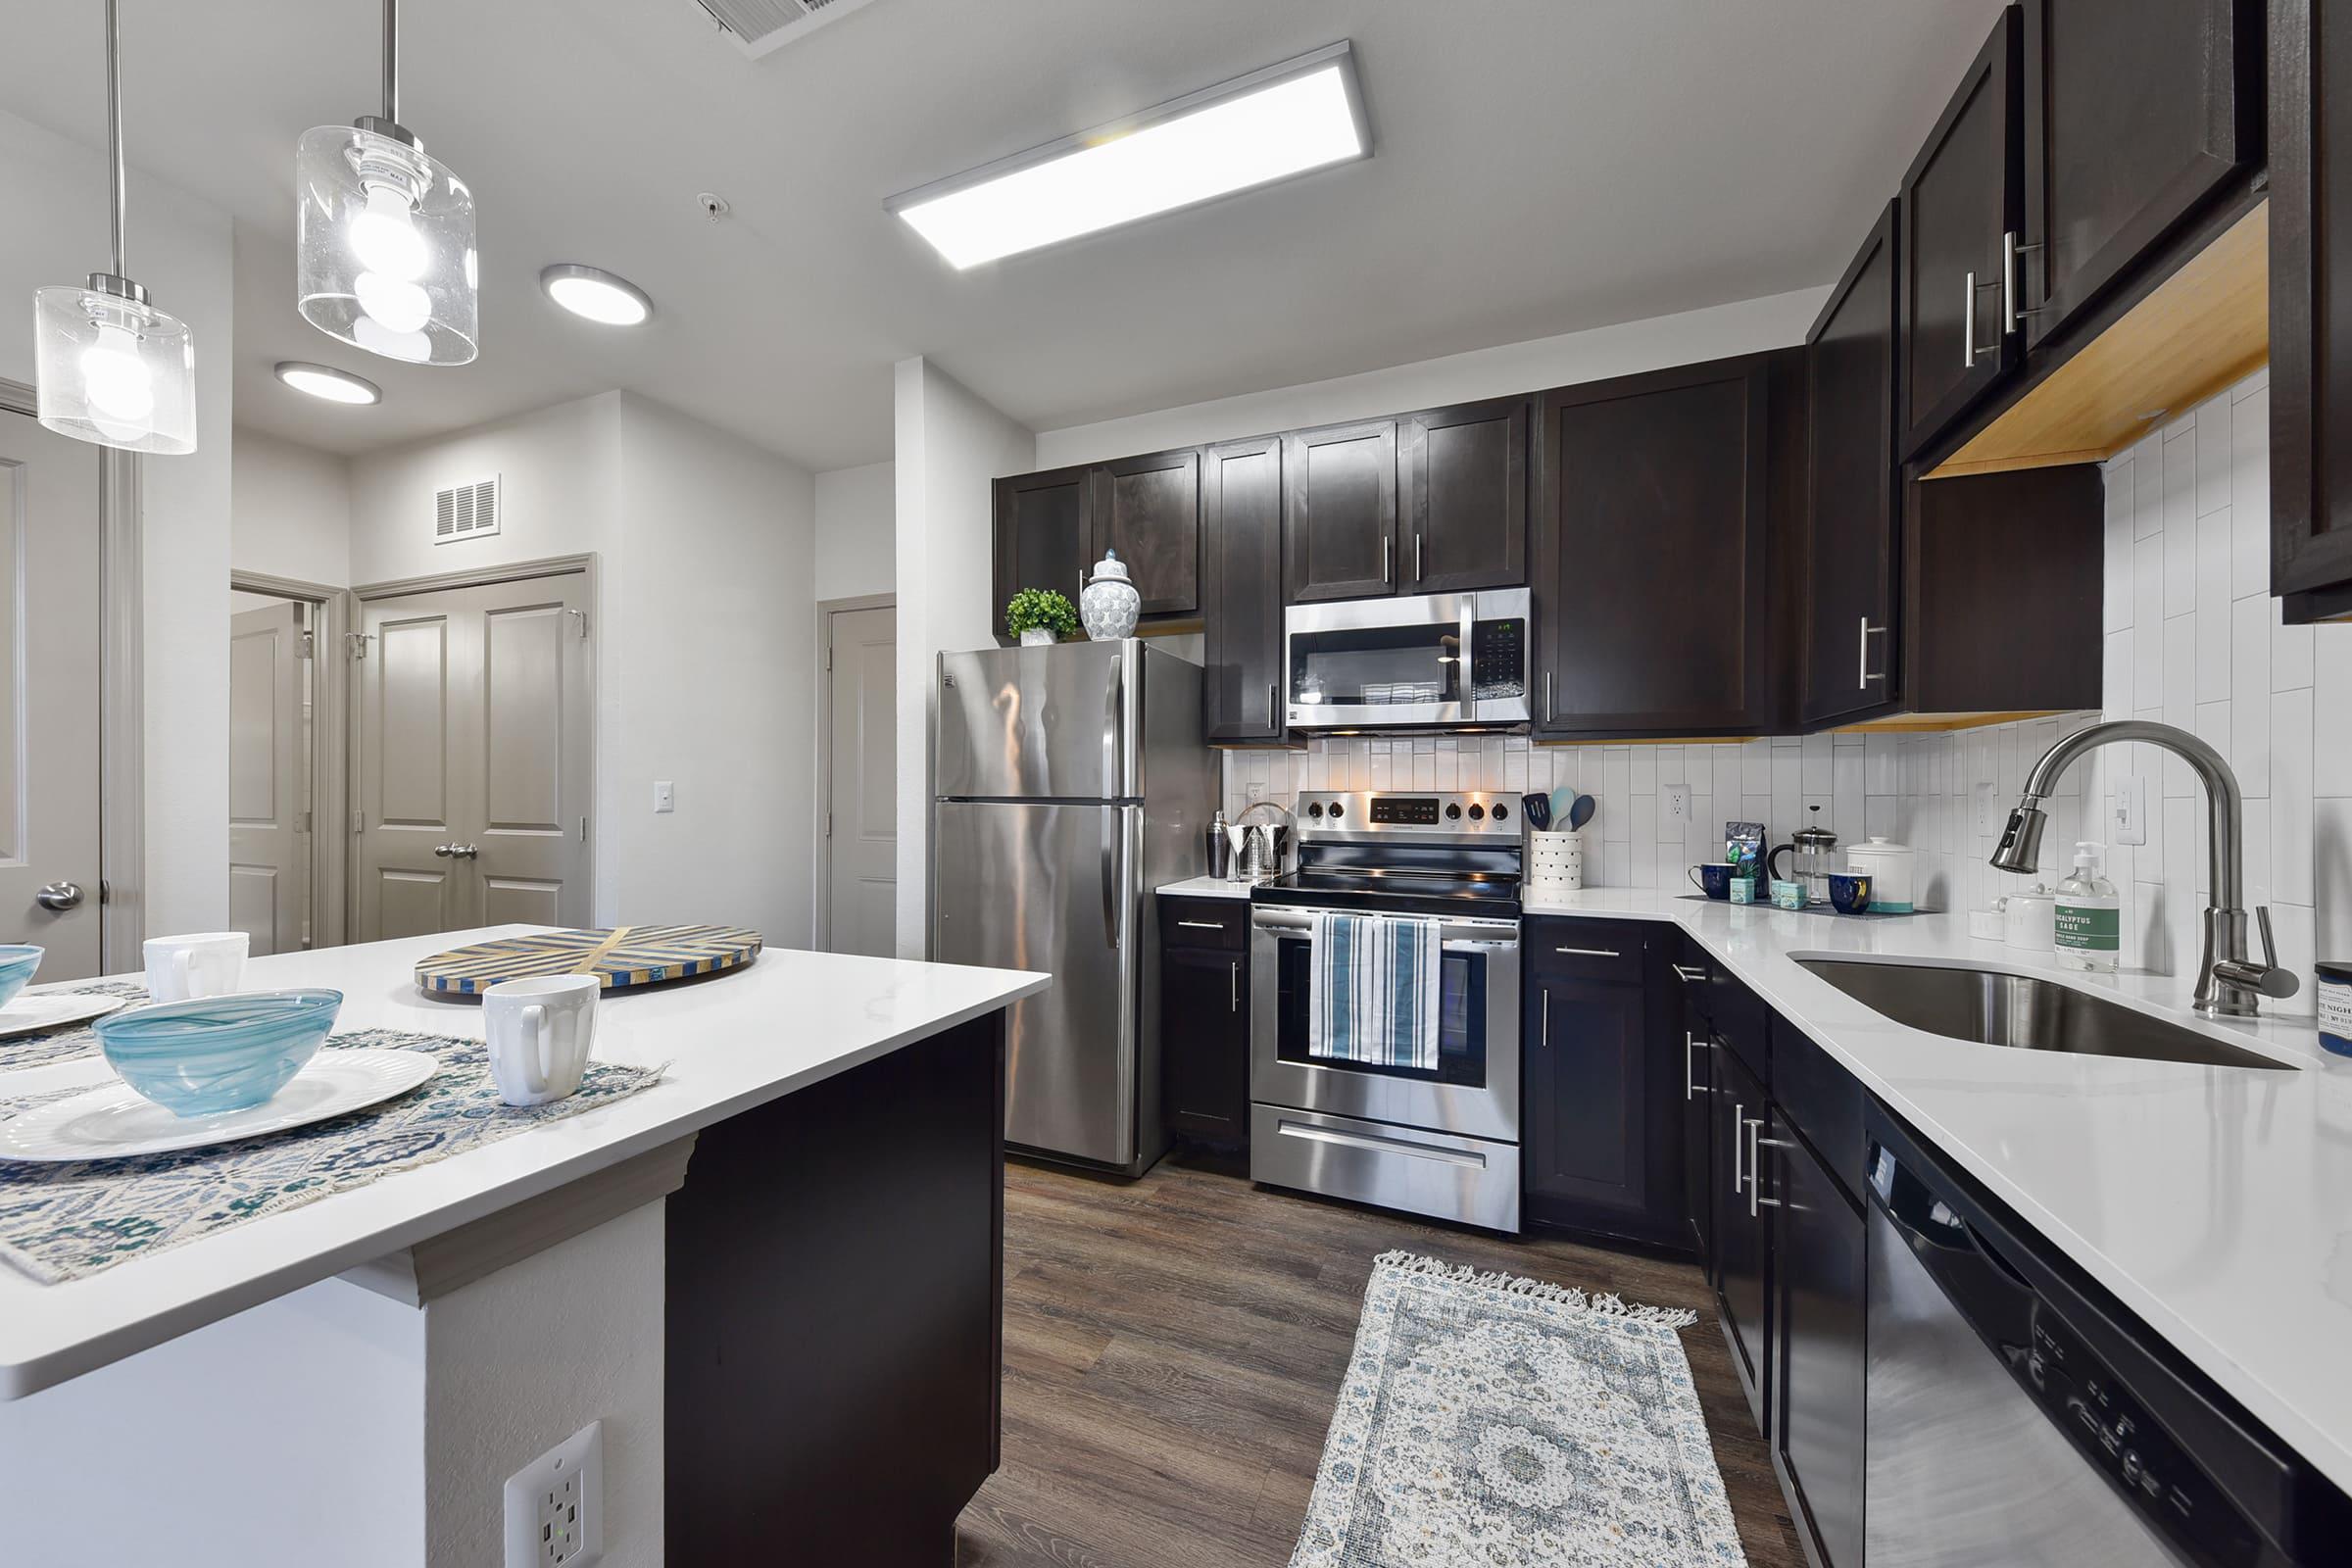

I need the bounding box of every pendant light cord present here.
[104,0,125,276]
[382,0,399,124]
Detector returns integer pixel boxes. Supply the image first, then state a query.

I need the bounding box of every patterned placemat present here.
[0,981,151,1071]
[0,1028,662,1285]
[415,924,763,995]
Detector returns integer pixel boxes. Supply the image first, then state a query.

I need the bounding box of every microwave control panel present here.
[1470,617,1527,699]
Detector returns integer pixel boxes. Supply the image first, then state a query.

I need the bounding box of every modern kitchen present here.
[3,2,2352,1566]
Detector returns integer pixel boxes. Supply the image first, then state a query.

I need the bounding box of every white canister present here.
[1845,837,1917,913]
[1526,829,1585,897]
[1080,550,1142,640]
[2003,886,2058,953]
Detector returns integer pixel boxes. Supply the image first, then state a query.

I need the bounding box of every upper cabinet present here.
[1282,418,1400,602]
[1200,437,1287,742]
[1533,356,1777,739]
[2271,0,2352,621]
[1899,8,2024,462]
[2017,0,2261,349]
[1091,448,1201,618]
[991,466,1094,640]
[1398,398,1529,594]
[1802,202,1902,728]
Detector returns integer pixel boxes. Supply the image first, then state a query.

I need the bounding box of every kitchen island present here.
[0,927,1048,1567]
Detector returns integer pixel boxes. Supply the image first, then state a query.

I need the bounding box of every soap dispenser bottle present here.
[2055,842,2120,973]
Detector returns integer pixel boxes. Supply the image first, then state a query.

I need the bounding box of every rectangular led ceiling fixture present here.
[888,40,1370,269]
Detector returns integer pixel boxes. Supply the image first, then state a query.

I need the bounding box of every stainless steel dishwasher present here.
[1863,1110,2347,1566]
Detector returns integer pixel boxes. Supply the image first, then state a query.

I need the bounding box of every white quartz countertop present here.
[1520,888,2352,1495]
[0,928,1048,1399]
[1156,876,1255,901]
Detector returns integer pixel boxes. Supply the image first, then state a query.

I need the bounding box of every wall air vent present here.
[434,476,501,545]
[690,0,880,60]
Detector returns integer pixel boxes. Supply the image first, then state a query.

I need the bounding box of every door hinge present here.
[825,645,834,671]
[352,810,366,834]
[345,631,369,660]
[300,809,313,834]
[825,810,833,839]
[298,632,316,660]
[567,608,589,640]
[580,815,589,841]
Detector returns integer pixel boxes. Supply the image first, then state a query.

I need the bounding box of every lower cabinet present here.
[1159,900,1250,1143]
[1765,1120,1868,1568]
[1711,1045,1772,1432]
[1678,981,1715,1265]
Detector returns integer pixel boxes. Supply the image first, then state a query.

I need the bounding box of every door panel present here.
[1401,398,1528,594]
[352,572,591,943]
[1200,437,1285,742]
[992,466,1092,639]
[1283,419,1397,602]
[1774,1130,1867,1568]
[932,799,1136,1166]
[1090,450,1200,616]
[936,641,1131,801]
[824,604,897,957]
[228,600,310,956]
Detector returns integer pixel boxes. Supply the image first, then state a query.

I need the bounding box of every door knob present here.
[451,844,479,859]
[34,881,82,911]
[433,844,455,858]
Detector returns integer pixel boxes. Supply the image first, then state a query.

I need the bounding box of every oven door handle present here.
[1273,1117,1489,1169]
[1250,907,1519,946]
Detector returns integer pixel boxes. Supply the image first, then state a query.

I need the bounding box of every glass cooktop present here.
[1252,866,1522,919]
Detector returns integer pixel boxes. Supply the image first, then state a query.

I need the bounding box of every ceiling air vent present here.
[690,0,880,60]
[434,476,501,545]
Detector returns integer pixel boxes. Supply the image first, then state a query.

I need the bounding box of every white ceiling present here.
[0,0,2002,471]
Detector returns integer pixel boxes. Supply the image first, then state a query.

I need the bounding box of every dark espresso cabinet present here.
[1899,7,2023,461]
[1200,436,1287,741]
[1399,397,1529,594]
[1711,1043,1771,1431]
[991,466,1093,640]
[1533,356,1775,738]
[1766,1113,1868,1568]
[1158,897,1250,1143]
[1803,202,1903,727]
[2018,0,2262,351]
[2271,0,2352,621]
[1091,448,1201,617]
[1283,418,1400,602]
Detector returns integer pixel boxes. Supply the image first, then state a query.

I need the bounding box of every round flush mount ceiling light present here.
[274,361,382,405]
[539,265,654,326]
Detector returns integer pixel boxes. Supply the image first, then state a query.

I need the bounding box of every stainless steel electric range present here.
[1248,791,1523,1232]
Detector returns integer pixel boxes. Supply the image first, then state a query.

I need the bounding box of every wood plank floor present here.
[956,1149,1806,1568]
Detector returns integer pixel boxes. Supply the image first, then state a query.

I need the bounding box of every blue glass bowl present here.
[0,945,43,1011]
[94,989,343,1117]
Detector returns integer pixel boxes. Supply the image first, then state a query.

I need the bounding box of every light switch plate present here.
[653,780,674,814]
[505,1420,603,1567]
[2114,772,2148,846]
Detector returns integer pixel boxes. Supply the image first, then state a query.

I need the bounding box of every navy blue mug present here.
[1828,872,1874,915]
[1689,862,1736,901]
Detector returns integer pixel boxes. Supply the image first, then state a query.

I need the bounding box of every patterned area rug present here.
[1292,1250,1745,1568]
[0,1029,661,1284]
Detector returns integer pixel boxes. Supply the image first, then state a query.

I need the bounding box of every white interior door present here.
[228,599,312,956]
[823,604,896,956]
[0,408,101,977]
[351,572,592,942]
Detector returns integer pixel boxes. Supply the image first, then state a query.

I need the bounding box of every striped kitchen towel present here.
[1308,911,1442,1071]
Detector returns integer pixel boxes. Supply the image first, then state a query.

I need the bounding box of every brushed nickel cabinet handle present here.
[1860,617,1887,687]
[1964,270,1978,369]
[1554,946,1620,958]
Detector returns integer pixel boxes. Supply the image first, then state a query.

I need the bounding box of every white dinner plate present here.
[0,1048,438,1163]
[0,991,129,1040]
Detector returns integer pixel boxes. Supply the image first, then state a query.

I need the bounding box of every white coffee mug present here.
[482,974,600,1106]
[144,931,249,1003]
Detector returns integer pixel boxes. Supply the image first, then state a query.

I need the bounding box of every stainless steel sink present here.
[1794,958,2292,1070]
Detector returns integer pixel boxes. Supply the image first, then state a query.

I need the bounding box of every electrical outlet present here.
[1246,781,1267,800]
[1663,785,1690,823]
[652,780,674,814]
[1973,782,2000,836]
[505,1421,604,1568]
[2113,772,2148,846]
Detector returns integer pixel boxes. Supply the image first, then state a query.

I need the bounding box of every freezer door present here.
[934,799,1140,1166]
[937,642,1135,801]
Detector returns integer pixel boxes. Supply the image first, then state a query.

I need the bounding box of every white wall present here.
[349,391,820,945]
[0,105,236,939]
[1033,287,1829,466]
[231,425,351,587]
[893,360,1034,957]
[814,460,895,602]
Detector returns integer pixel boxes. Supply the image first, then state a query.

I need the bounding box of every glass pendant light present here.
[296,0,477,366]
[32,0,198,456]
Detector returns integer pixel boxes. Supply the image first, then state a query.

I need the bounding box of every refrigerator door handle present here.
[1101,809,1121,950]
[1102,656,1124,799]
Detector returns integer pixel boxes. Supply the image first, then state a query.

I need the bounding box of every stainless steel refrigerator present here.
[932,639,1212,1175]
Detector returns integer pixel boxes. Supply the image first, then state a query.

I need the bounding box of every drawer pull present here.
[1177,919,1229,930]
[1554,946,1621,958]
[1275,1118,1486,1169]
[1672,963,1706,983]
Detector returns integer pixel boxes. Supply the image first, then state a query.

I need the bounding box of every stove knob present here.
[1467,804,1485,821]
[1329,802,1345,820]
[1446,803,1463,820]
[1493,803,1509,822]
[2122,1450,2143,1487]
[1305,802,1323,818]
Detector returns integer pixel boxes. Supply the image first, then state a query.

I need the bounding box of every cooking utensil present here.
[1522,793,1551,830]
[1567,794,1595,832]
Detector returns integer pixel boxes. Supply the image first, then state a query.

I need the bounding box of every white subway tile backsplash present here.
[2195,390,2232,516]
[2133,536,2167,707]
[2275,596,2315,692]
[2274,686,2316,907]
[2230,385,2272,598]
[2317,631,2352,798]
[2132,433,2166,540]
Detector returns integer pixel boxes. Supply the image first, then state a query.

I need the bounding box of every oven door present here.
[1249,905,1520,1143]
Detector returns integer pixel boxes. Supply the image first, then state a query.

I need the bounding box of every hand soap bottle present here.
[2055,842,2120,973]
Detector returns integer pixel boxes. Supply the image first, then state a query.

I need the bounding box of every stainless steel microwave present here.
[1284,587,1532,732]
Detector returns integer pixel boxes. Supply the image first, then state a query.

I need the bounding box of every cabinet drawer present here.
[1772,1016,1866,1203]
[1526,918,1648,984]
[1160,897,1248,951]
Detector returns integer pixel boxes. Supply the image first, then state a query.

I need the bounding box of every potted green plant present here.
[1004,587,1080,647]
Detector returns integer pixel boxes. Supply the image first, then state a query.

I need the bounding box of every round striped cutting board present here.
[415,924,763,996]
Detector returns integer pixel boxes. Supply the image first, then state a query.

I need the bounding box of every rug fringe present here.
[1372,1249,1700,1328]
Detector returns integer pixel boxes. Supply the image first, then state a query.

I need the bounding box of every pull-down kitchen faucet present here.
[1991,719,2297,1017]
